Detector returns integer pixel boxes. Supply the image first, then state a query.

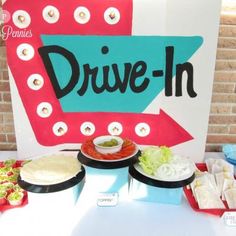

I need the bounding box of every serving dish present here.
[93,135,123,154]
[18,166,85,193]
[129,162,195,205]
[225,157,236,166]
[184,163,236,216]
[16,154,86,209]
[18,166,85,209]
[78,137,141,200]
[222,144,236,166]
[79,138,140,169]
[0,160,28,212]
[129,164,195,188]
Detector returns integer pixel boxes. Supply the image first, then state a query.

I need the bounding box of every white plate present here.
[134,163,195,182]
[81,143,139,163]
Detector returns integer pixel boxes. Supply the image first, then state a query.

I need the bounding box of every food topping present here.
[7,191,23,201]
[3,159,16,167]
[190,158,236,209]
[81,138,136,160]
[0,191,6,198]
[138,146,195,181]
[0,159,26,208]
[7,191,24,206]
[98,138,119,147]
[20,155,81,185]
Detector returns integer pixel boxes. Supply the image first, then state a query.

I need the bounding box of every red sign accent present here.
[4,0,193,147]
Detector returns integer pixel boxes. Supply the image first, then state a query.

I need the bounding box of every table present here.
[0,151,235,236]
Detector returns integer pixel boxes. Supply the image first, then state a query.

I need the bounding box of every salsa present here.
[82,138,136,160]
[98,138,119,147]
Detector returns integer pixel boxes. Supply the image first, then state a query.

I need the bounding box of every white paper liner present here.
[224,188,236,209]
[195,186,225,209]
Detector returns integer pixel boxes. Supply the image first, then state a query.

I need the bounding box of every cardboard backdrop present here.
[3,0,221,160]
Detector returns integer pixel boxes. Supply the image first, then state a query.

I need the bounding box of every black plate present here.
[129,164,195,188]
[77,150,141,169]
[18,166,85,193]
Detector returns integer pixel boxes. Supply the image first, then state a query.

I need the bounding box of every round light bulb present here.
[109,12,116,20]
[58,127,65,135]
[79,11,86,18]
[42,107,48,114]
[48,10,55,17]
[18,15,25,23]
[22,49,28,56]
[33,79,41,86]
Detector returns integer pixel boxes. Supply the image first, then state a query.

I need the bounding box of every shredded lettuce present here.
[0,191,6,198]
[7,191,23,201]
[4,159,16,167]
[139,146,172,175]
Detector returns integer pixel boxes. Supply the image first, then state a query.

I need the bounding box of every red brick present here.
[3,124,15,133]
[7,134,16,143]
[0,103,12,112]
[0,39,5,48]
[216,48,236,59]
[0,81,10,91]
[0,29,6,46]
[232,106,236,113]
[210,104,232,114]
[207,134,236,143]
[212,83,235,93]
[229,125,236,134]
[2,71,9,81]
[205,144,222,152]
[211,94,236,103]
[0,134,6,142]
[0,59,7,69]
[215,60,236,71]
[207,125,229,134]
[3,113,14,123]
[0,143,17,150]
[209,115,236,124]
[218,37,236,49]
[0,46,6,59]
[2,93,11,102]
[214,71,236,82]
[220,14,236,25]
[219,25,236,37]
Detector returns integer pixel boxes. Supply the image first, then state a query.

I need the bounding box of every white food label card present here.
[97,192,119,207]
[222,212,236,226]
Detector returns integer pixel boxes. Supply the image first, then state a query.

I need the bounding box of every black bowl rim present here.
[129,164,195,188]
[77,150,141,169]
[18,166,85,193]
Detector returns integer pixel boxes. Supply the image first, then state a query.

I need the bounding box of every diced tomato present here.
[7,172,14,176]
[0,197,7,205]
[81,138,136,161]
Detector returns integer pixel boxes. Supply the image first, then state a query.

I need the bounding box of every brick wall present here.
[206,5,236,152]
[0,4,16,150]
[0,2,235,151]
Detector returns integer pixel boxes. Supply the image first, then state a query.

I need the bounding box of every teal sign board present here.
[40,35,203,113]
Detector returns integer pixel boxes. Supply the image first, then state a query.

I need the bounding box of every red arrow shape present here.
[4,0,193,148]
[29,109,193,147]
[153,109,193,146]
